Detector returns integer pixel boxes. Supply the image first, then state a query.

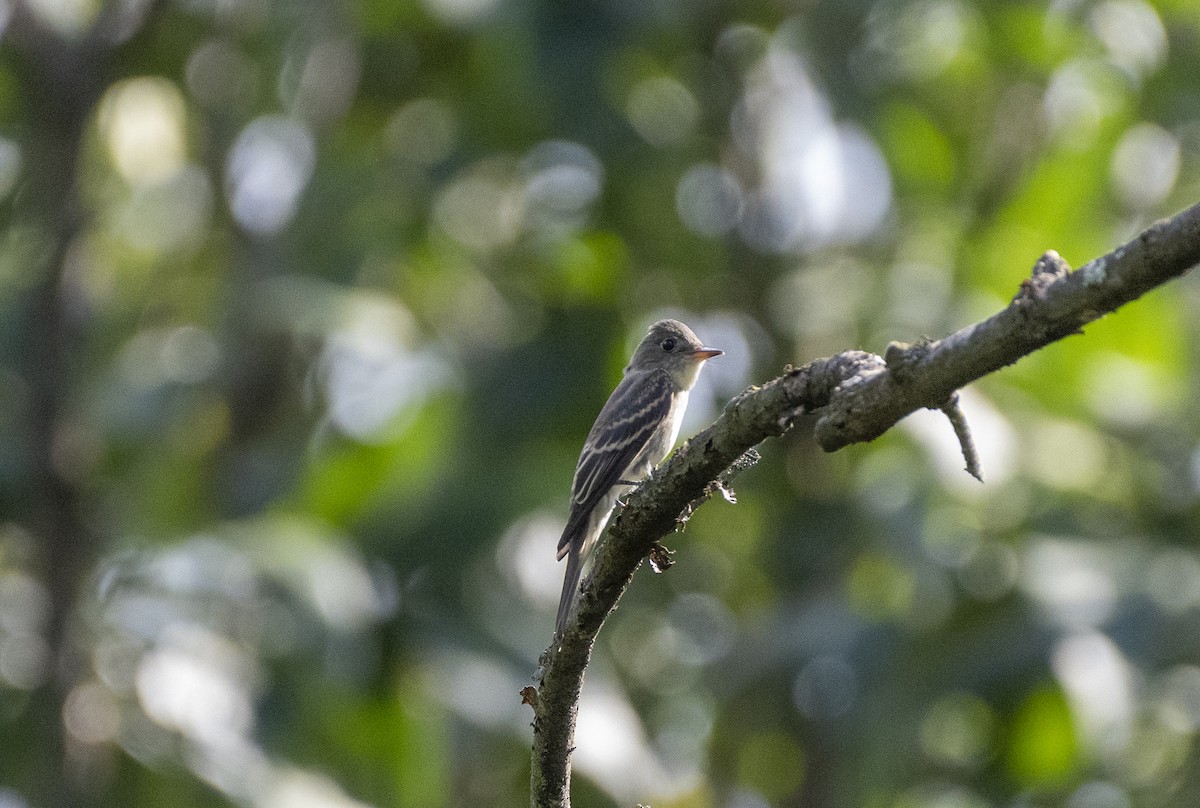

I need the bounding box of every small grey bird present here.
[555,319,722,637]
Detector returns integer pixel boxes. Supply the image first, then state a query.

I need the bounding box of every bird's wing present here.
[556,368,674,561]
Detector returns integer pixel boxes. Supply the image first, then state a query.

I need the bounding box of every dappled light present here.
[732,43,893,252]
[317,294,454,441]
[676,164,744,239]
[0,568,49,690]
[1111,123,1181,211]
[226,116,316,235]
[23,0,97,37]
[1089,0,1166,78]
[627,75,699,148]
[99,78,188,187]
[74,522,397,805]
[573,685,689,802]
[1043,59,1128,150]
[2,0,1200,807]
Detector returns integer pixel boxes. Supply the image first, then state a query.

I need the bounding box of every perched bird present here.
[555,319,722,637]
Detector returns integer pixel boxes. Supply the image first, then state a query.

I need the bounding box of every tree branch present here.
[528,201,1200,807]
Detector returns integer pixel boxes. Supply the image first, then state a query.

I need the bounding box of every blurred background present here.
[2,0,1200,806]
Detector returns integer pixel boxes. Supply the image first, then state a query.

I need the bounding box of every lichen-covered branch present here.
[813,207,1200,450]
[529,201,1200,808]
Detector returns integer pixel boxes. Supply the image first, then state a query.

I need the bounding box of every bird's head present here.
[628,319,722,389]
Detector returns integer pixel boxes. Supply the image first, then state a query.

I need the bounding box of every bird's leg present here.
[614,479,642,507]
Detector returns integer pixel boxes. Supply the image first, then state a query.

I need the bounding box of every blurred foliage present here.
[1,0,1200,807]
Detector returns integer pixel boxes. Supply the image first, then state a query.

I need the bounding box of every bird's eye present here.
[661,338,676,352]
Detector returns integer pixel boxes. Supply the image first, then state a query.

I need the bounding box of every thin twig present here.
[940,392,983,482]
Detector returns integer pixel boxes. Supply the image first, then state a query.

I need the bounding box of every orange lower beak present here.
[692,348,723,360]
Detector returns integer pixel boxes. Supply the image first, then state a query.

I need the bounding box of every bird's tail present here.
[556,542,583,637]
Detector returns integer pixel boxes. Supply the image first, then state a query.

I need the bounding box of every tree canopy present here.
[1,1,1199,807]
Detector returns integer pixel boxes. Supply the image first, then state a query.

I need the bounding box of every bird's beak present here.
[691,347,723,361]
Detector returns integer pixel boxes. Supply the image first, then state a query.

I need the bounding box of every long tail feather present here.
[556,542,583,637]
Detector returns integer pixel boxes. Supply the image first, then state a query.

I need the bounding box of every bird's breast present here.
[663,388,688,450]
[625,388,687,482]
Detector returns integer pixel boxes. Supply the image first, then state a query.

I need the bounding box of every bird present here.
[555,319,722,637]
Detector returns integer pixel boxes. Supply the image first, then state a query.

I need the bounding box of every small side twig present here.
[677,446,761,525]
[939,392,983,482]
